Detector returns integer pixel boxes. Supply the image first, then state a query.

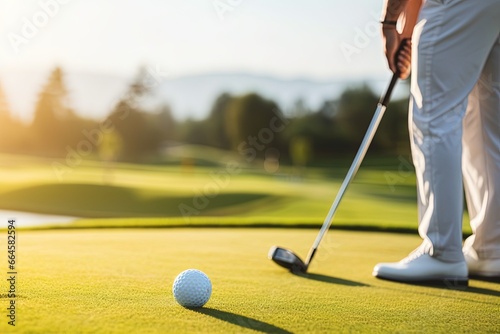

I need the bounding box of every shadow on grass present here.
[293,272,369,287]
[442,278,500,297]
[378,277,500,297]
[469,275,500,284]
[190,307,292,334]
[0,183,271,218]
[465,286,500,297]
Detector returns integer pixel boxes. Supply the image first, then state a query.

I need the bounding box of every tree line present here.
[0,66,411,166]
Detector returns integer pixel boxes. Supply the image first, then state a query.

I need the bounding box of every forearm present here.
[382,0,410,21]
[382,0,423,37]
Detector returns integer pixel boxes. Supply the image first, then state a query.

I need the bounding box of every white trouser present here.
[410,0,500,262]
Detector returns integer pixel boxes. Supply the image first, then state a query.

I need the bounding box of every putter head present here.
[268,246,308,273]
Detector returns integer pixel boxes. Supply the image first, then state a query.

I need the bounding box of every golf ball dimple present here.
[172,269,212,308]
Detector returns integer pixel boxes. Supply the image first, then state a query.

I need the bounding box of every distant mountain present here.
[154,72,352,119]
[0,70,400,122]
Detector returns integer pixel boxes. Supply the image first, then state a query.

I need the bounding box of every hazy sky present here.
[1,0,388,80]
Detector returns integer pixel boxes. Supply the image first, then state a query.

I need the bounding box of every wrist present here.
[381,20,397,25]
[381,20,398,29]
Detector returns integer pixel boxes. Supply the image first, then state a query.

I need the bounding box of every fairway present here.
[2,228,499,333]
[0,153,473,234]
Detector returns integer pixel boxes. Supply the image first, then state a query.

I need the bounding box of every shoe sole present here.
[374,273,468,288]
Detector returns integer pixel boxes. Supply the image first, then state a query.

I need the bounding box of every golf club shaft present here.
[304,73,399,266]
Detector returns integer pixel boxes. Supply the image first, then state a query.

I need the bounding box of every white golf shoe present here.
[463,247,500,279]
[373,250,468,287]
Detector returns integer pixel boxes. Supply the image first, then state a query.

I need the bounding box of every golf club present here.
[269,71,399,273]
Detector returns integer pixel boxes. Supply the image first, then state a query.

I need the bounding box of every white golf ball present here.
[172,269,212,308]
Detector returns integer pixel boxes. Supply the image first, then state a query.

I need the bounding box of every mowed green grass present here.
[0,152,471,233]
[2,228,499,334]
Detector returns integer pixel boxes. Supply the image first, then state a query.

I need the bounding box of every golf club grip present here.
[380,73,398,107]
[305,74,398,266]
[380,38,409,106]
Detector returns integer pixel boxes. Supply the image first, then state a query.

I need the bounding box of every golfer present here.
[373,0,500,285]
